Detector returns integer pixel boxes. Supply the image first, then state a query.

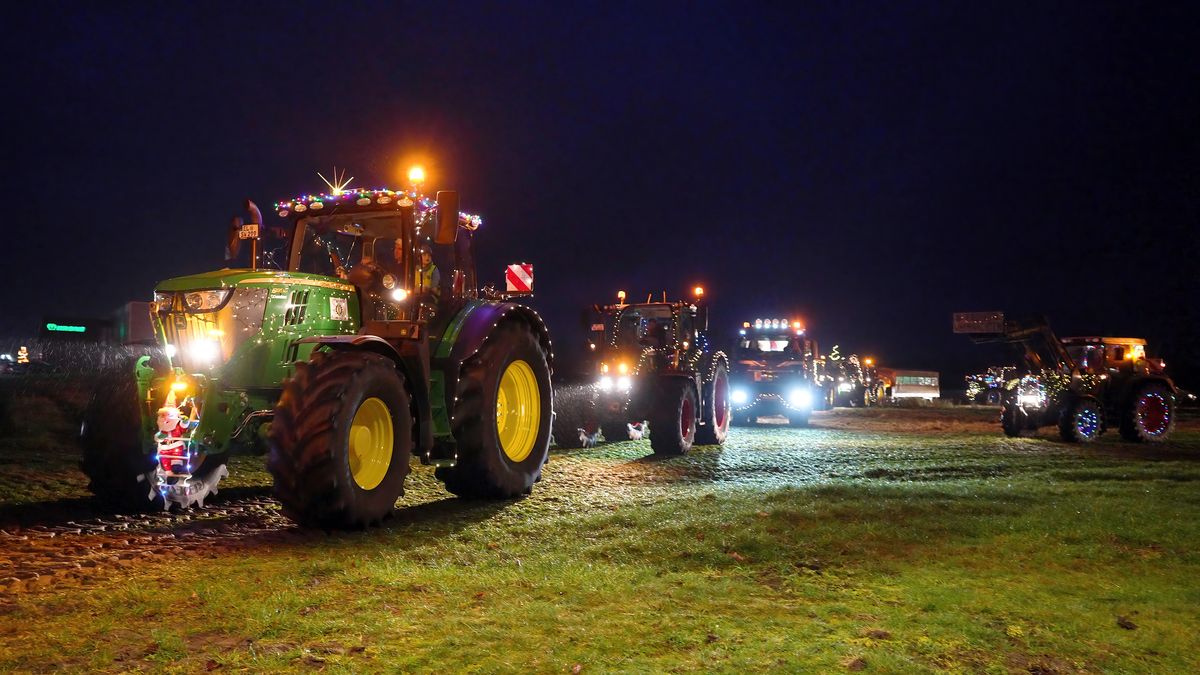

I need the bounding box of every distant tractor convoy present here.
[955,311,1177,442]
[553,288,730,455]
[82,175,554,526]
[68,174,1182,526]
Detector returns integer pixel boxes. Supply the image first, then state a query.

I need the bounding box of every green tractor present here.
[81,178,554,527]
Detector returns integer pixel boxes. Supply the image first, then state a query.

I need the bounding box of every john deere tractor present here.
[954,311,1177,442]
[553,289,730,455]
[81,178,554,527]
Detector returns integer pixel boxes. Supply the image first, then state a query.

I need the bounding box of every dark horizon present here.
[3,2,1198,387]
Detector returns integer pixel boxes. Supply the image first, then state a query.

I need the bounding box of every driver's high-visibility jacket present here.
[414,263,441,298]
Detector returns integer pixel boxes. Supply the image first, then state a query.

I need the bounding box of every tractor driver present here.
[409,242,441,302]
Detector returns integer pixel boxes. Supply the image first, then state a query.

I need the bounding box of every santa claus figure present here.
[155,398,193,477]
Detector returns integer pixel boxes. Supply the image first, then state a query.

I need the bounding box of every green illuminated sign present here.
[46,323,87,333]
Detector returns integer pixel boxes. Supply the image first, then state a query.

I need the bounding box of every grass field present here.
[1,379,1198,673]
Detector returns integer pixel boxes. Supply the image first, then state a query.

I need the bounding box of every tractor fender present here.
[296,334,435,455]
[1116,375,1177,408]
[436,303,553,370]
[434,302,554,416]
[700,351,730,383]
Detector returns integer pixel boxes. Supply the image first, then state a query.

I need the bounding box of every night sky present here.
[4,2,1198,385]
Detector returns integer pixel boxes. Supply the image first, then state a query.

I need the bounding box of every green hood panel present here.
[155,269,352,292]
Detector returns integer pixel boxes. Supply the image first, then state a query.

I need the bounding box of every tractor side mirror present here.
[695,305,709,332]
[226,217,244,261]
[435,191,459,245]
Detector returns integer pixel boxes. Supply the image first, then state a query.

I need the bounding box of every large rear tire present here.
[269,351,413,528]
[1119,383,1175,442]
[649,378,697,456]
[436,321,552,498]
[695,361,730,445]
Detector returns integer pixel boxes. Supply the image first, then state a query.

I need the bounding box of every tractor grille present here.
[283,289,310,326]
[158,288,268,372]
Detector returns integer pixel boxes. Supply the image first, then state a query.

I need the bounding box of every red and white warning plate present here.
[505,263,534,293]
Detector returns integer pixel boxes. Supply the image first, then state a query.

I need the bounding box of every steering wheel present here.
[346,260,384,292]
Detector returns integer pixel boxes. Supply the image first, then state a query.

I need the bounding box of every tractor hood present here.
[155,269,354,293]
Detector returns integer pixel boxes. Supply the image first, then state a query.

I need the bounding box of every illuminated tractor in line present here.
[728,318,820,426]
[553,288,730,455]
[824,349,888,408]
[964,366,1016,404]
[81,171,555,527]
[954,312,1177,442]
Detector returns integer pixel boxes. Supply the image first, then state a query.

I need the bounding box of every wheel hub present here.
[497,359,540,462]
[680,396,695,438]
[1136,393,1169,436]
[713,372,729,428]
[349,397,394,490]
[1076,407,1100,439]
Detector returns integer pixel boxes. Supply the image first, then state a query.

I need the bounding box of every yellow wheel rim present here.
[496,359,541,462]
[349,397,394,490]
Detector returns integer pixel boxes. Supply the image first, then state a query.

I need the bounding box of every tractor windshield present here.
[738,334,802,355]
[609,305,675,350]
[291,214,407,280]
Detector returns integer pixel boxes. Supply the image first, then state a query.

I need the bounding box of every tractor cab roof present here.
[274,188,434,220]
[273,188,482,231]
[1061,337,1147,347]
[597,301,691,314]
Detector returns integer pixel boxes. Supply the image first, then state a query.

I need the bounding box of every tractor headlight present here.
[382,274,396,290]
[731,388,749,405]
[153,291,174,311]
[837,382,854,393]
[597,376,614,391]
[1017,393,1045,408]
[164,344,178,358]
[390,288,409,302]
[183,289,232,312]
[617,376,632,391]
[188,339,221,364]
[789,388,813,408]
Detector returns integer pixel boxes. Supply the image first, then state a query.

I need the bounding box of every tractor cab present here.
[1061,337,1163,376]
[733,318,813,369]
[585,291,709,384]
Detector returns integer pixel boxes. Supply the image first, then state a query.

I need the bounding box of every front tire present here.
[1000,397,1023,437]
[1119,383,1175,442]
[1058,396,1103,442]
[600,417,631,443]
[649,378,698,456]
[81,363,162,510]
[437,321,553,498]
[695,361,730,445]
[269,351,413,528]
[788,410,811,427]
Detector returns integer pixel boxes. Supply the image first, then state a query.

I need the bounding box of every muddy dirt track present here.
[1,394,1197,599]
